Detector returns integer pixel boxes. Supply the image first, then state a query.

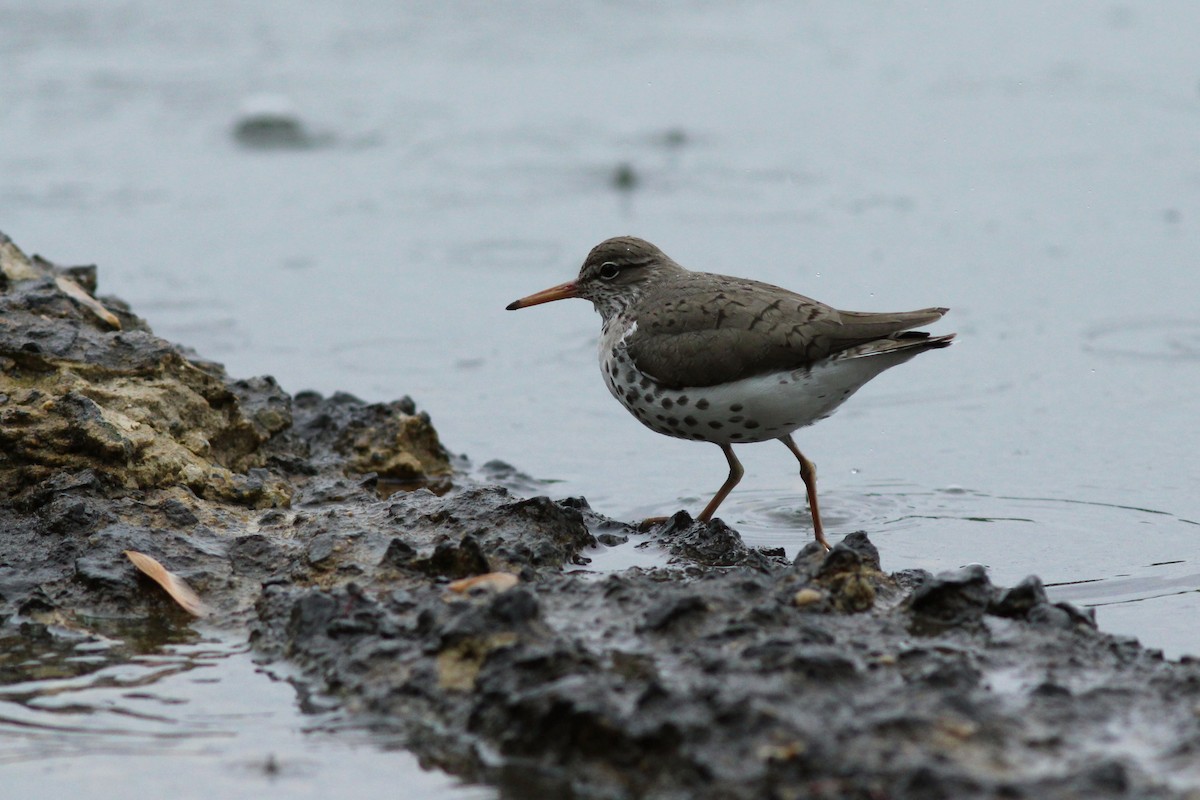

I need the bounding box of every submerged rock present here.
[2,229,1199,799]
[231,93,329,150]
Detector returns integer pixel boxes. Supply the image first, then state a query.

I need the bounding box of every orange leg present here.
[696,443,744,523]
[780,435,830,551]
[640,444,744,529]
[639,444,745,529]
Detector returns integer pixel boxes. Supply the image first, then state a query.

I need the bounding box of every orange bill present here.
[506,281,579,310]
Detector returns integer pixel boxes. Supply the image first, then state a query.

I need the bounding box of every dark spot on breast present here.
[684,416,697,426]
[667,417,679,427]
[661,398,674,409]
[626,371,637,383]
[655,414,666,421]
[696,399,710,410]
[644,393,654,403]
[730,432,743,439]
[708,421,723,429]
[677,396,688,405]
[690,433,706,440]
[640,377,652,389]
[729,415,744,424]
[730,404,743,412]
[744,420,760,429]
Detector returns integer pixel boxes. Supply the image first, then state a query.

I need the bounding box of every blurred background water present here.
[3,1,1198,796]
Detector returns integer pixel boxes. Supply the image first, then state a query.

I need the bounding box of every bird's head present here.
[506,236,682,320]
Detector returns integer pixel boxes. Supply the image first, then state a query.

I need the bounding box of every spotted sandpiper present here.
[506,236,954,550]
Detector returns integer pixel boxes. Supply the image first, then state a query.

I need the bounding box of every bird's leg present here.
[780,434,830,551]
[638,444,743,529]
[696,444,744,523]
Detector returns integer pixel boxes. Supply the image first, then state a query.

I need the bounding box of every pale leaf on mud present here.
[124,550,210,617]
[447,572,519,595]
[55,275,122,330]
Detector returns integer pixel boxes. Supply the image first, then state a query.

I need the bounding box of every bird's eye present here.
[598,262,620,280]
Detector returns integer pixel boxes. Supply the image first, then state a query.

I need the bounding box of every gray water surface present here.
[3,0,1199,793]
[0,624,487,799]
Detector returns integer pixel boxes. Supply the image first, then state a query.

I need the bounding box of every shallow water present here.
[0,622,487,799]
[3,0,1199,791]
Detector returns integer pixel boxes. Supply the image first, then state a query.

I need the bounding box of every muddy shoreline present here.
[2,233,1198,799]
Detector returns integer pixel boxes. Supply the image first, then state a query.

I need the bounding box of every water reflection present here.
[0,621,490,799]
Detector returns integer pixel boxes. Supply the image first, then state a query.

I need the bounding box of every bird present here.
[506,236,954,550]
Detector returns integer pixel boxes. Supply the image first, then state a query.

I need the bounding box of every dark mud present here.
[3,231,1199,799]
[254,531,1200,799]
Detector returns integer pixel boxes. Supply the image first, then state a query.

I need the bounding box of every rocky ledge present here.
[2,232,1198,799]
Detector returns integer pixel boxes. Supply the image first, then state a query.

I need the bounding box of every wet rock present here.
[333,398,448,482]
[156,497,199,528]
[808,530,888,613]
[73,551,133,592]
[990,574,1048,618]
[379,537,417,569]
[907,564,993,631]
[1028,601,1097,630]
[415,535,490,579]
[656,511,785,569]
[285,389,450,484]
[476,459,549,494]
[228,534,287,576]
[594,531,629,546]
[896,645,982,690]
[305,533,341,567]
[639,592,708,632]
[40,492,106,534]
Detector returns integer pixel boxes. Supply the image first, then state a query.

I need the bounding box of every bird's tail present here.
[841,331,956,360]
[829,307,953,358]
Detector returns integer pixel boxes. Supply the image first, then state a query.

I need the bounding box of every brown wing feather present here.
[625,272,948,388]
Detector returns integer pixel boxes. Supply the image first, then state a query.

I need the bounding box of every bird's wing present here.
[625,273,947,388]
